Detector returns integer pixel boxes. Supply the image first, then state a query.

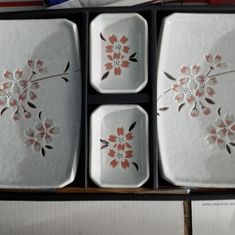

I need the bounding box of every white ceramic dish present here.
[0,19,81,188]
[157,13,235,188]
[90,13,148,93]
[90,105,149,188]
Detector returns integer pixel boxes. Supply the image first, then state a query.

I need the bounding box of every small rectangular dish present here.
[90,13,148,93]
[0,19,81,188]
[157,13,235,188]
[90,105,149,188]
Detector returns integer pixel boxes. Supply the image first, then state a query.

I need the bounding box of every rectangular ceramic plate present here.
[90,13,148,93]
[90,105,149,188]
[0,19,81,188]
[157,13,235,188]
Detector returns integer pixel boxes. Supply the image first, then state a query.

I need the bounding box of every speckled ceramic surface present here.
[157,13,235,188]
[0,19,81,188]
[90,13,148,93]
[90,105,149,188]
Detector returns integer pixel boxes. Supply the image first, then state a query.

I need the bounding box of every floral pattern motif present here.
[25,113,59,157]
[206,108,235,154]
[158,54,229,117]
[100,33,138,80]
[100,121,138,170]
[0,57,75,157]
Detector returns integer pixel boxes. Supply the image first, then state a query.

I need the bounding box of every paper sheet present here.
[192,200,235,235]
[0,200,184,235]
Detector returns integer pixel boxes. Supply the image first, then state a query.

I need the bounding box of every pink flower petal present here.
[125,150,133,158]
[231,124,235,132]
[190,108,199,117]
[0,97,6,106]
[206,125,216,134]
[9,98,17,107]
[0,89,6,96]
[186,94,195,104]
[207,77,217,85]
[34,141,41,152]
[121,159,129,169]
[114,67,121,76]
[180,66,190,76]
[121,60,129,68]
[45,118,53,129]
[117,143,125,151]
[35,131,45,141]
[29,91,37,100]
[113,52,121,60]
[107,55,113,61]
[117,127,124,136]
[19,80,28,88]
[49,127,59,135]
[24,111,31,119]
[217,129,226,138]
[195,88,204,97]
[123,46,130,53]
[12,111,20,121]
[191,64,200,75]
[108,149,116,157]
[178,77,189,85]
[110,159,118,168]
[228,130,235,141]
[217,138,225,150]
[174,93,184,103]
[206,136,217,144]
[27,59,34,69]
[45,134,52,143]
[1,81,12,90]
[126,142,132,148]
[25,139,34,147]
[36,60,43,69]
[109,35,117,44]
[214,55,222,64]
[206,87,215,97]
[25,128,35,138]
[171,84,182,92]
[215,119,226,128]
[3,71,13,80]
[119,36,128,44]
[125,132,133,140]
[196,75,205,83]
[105,45,113,53]
[14,69,23,80]
[202,107,211,116]
[205,54,213,64]
[18,91,27,102]
[105,63,113,70]
[224,114,234,126]
[30,82,40,90]
[35,122,44,131]
[108,135,117,142]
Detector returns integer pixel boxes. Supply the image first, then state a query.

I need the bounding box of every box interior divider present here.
[0,5,234,198]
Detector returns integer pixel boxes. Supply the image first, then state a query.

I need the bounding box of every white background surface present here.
[0,200,184,235]
[192,200,235,235]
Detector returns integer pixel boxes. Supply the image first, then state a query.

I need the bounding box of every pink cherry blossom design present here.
[27,59,48,74]
[108,127,133,150]
[195,76,217,98]
[0,89,18,109]
[25,128,42,152]
[205,54,227,69]
[18,81,40,103]
[1,69,28,96]
[108,149,133,169]
[106,35,130,54]
[104,52,130,76]
[206,114,235,152]
[35,118,60,144]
